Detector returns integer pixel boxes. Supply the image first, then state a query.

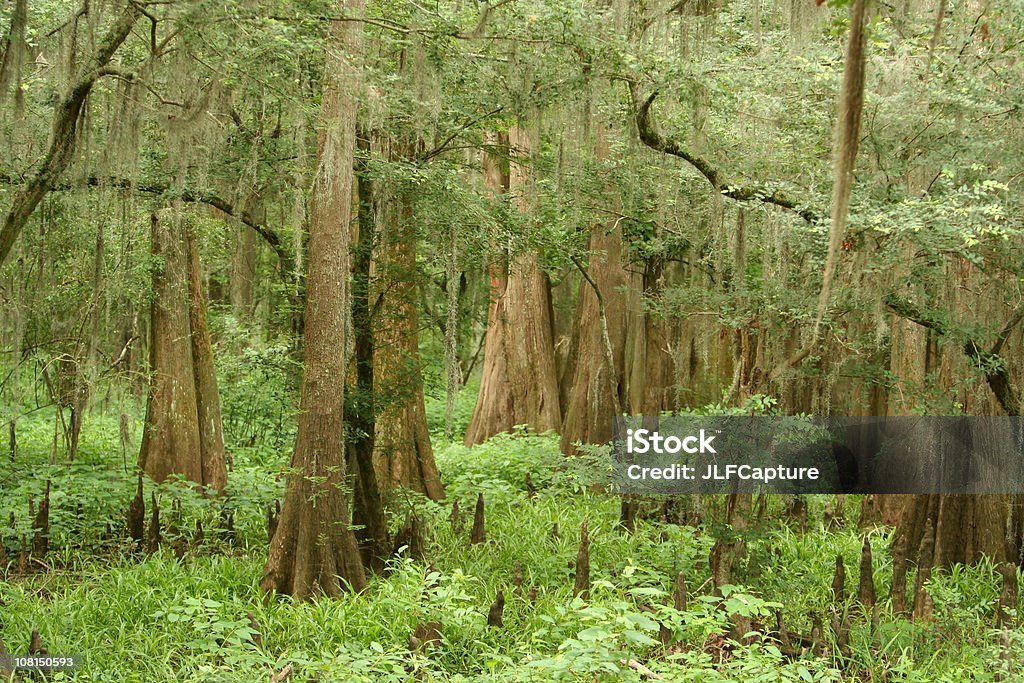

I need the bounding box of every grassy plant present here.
[1,417,1021,681]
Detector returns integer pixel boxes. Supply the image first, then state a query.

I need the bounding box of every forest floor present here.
[1,408,1022,682]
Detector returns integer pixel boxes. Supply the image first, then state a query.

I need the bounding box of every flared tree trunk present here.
[887,267,1024,568]
[559,223,630,453]
[187,228,228,493]
[261,3,368,598]
[560,122,633,453]
[139,211,226,493]
[895,494,1023,567]
[465,125,562,446]
[373,185,444,499]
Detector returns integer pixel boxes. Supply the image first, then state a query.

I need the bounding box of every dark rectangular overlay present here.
[612,416,1024,494]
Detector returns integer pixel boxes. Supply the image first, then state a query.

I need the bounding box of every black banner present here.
[611,416,1024,494]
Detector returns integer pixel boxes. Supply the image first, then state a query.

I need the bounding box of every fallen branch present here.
[269,662,293,683]
[623,658,665,680]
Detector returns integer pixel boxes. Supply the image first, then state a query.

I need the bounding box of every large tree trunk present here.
[139,211,204,487]
[187,228,229,493]
[560,219,634,446]
[639,256,676,414]
[465,125,562,446]
[139,212,227,493]
[887,278,1024,568]
[559,222,630,453]
[895,494,1023,568]
[373,183,444,499]
[261,3,368,598]
[560,120,633,453]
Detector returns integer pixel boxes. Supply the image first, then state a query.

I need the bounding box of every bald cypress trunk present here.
[348,145,391,571]
[139,212,205,488]
[261,1,367,598]
[187,228,228,493]
[465,125,561,445]
[230,207,259,320]
[373,183,444,499]
[887,283,1024,568]
[560,125,632,453]
[139,212,227,493]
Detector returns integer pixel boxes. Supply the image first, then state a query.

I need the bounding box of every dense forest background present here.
[1,0,1023,680]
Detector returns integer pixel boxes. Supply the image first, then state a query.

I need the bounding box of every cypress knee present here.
[470,493,486,545]
[574,519,590,599]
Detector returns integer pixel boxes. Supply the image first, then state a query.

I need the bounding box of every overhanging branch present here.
[632,88,821,224]
[0,172,295,275]
[885,293,1021,416]
[173,188,295,274]
[0,2,141,268]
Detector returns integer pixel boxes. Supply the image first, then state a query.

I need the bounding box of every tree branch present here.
[177,190,296,275]
[0,2,141,268]
[419,106,505,162]
[885,293,1021,416]
[0,171,295,275]
[632,87,821,224]
[991,302,1024,356]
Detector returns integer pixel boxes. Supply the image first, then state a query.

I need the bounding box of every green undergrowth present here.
[0,417,1022,681]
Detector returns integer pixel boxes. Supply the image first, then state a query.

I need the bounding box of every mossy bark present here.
[372,170,444,499]
[261,0,367,598]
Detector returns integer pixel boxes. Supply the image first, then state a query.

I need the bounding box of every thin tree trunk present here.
[230,196,261,319]
[261,0,367,598]
[0,0,29,111]
[348,146,391,571]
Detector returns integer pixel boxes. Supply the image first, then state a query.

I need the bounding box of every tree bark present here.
[560,123,633,453]
[0,0,29,105]
[347,145,391,571]
[640,255,675,414]
[230,215,259,319]
[261,1,367,598]
[139,212,227,493]
[560,226,631,451]
[885,294,1024,567]
[139,211,204,487]
[373,182,445,499]
[187,228,228,493]
[465,125,562,445]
